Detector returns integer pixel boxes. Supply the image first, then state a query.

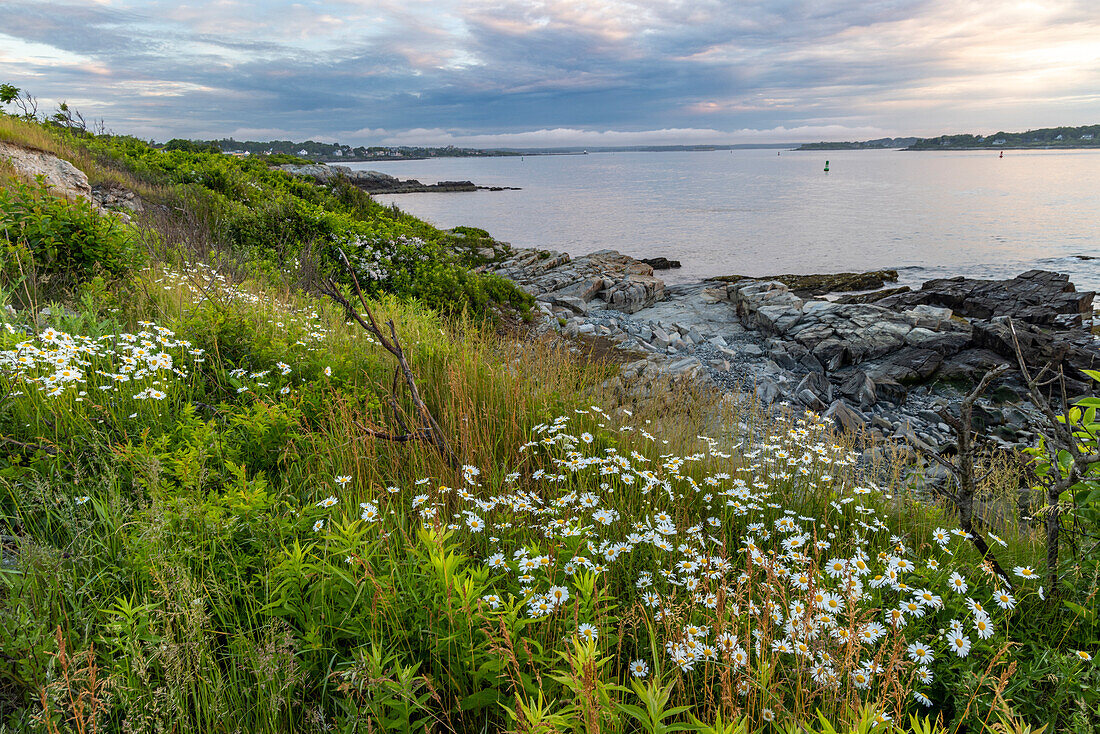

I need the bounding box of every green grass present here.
[0,112,1097,734]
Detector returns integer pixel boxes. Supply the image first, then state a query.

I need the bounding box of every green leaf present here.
[460,688,499,711]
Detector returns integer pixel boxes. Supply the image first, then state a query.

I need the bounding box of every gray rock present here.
[798,388,827,412]
[837,369,877,407]
[879,270,1094,325]
[874,378,907,405]
[824,399,867,434]
[547,295,588,315]
[797,371,833,403]
[865,347,943,384]
[756,378,783,405]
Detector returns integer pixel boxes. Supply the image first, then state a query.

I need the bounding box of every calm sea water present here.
[353,149,1100,292]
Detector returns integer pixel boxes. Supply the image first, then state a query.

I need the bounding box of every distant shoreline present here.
[793,146,1100,152]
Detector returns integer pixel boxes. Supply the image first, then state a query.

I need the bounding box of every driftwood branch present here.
[320,250,457,467]
[915,364,1014,588]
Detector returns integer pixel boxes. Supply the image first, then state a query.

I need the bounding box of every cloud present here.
[347,124,894,147]
[0,0,1098,144]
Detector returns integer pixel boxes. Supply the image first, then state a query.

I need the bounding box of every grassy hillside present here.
[0,111,1098,733]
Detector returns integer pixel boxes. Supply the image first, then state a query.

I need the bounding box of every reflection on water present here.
[355,148,1100,292]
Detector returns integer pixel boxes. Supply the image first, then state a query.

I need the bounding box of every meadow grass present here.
[0,117,1097,734]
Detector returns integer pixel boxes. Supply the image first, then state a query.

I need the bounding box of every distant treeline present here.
[796,137,918,150]
[158,137,522,161]
[797,125,1100,151]
[907,124,1100,149]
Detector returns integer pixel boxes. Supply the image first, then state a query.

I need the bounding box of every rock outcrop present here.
[276,163,515,194]
[717,270,901,297]
[0,141,142,219]
[0,141,92,201]
[496,251,1098,455]
[876,270,1093,326]
[490,249,668,314]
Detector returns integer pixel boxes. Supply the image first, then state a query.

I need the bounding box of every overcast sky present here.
[2,0,1099,146]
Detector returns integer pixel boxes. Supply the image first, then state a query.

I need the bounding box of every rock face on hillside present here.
[489,249,668,314]
[0,141,143,219]
[0,141,92,200]
[276,163,513,194]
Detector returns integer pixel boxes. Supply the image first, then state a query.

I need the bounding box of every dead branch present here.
[1009,318,1099,591]
[320,250,457,467]
[0,435,60,456]
[916,364,1014,588]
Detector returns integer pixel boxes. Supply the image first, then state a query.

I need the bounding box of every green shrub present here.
[0,179,142,299]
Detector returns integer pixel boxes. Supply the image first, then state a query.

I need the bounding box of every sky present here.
[2,0,1099,147]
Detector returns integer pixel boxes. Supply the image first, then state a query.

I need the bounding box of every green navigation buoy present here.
[824,160,830,172]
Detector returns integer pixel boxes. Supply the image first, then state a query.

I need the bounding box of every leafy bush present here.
[0,179,142,299]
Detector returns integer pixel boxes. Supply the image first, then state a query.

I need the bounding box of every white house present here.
[298,149,309,156]
[1082,134,1094,140]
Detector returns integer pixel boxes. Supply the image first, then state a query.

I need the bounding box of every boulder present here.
[798,388,827,412]
[556,277,605,302]
[604,274,667,313]
[877,270,1094,325]
[873,377,908,405]
[824,399,867,434]
[756,378,783,405]
[640,257,681,270]
[1,141,93,202]
[797,371,833,403]
[837,369,877,408]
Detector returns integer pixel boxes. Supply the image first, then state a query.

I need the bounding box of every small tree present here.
[0,82,39,119]
[50,101,87,133]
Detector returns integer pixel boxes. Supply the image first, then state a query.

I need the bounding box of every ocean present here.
[352,148,1100,292]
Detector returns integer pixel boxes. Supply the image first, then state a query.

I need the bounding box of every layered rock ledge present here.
[277,163,518,194]
[485,246,1098,457]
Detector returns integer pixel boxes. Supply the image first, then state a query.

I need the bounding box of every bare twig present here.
[320,250,457,467]
[0,435,60,456]
[916,364,1014,588]
[1008,318,1099,591]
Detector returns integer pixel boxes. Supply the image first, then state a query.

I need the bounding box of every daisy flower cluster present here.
[153,263,330,347]
[351,407,1062,718]
[0,322,195,402]
[0,319,307,413]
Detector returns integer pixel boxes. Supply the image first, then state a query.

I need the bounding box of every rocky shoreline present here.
[483,245,1099,462]
[277,163,519,194]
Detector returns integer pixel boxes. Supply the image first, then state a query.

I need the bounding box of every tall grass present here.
[0,115,1094,734]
